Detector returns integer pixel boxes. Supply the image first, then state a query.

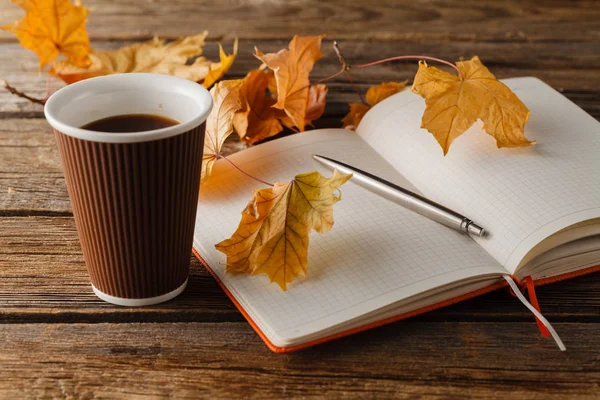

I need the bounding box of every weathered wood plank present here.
[0,322,599,398]
[1,0,599,42]
[1,216,599,323]
[0,119,70,213]
[0,216,240,322]
[1,39,599,117]
[0,119,245,213]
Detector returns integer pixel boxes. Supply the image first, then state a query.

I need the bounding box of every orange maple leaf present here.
[341,103,370,129]
[1,0,92,69]
[342,81,407,129]
[255,35,324,131]
[233,69,284,145]
[280,84,328,130]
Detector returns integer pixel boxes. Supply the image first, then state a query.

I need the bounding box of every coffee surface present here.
[81,114,179,133]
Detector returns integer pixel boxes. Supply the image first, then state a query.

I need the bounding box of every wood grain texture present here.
[1,39,599,117]
[0,119,246,213]
[1,216,599,324]
[1,322,599,399]
[0,119,70,213]
[1,0,599,41]
[1,0,599,396]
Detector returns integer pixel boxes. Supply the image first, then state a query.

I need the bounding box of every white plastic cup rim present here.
[44,73,213,144]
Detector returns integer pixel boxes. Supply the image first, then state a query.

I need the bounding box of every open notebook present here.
[193,77,600,353]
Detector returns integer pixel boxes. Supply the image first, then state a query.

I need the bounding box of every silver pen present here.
[312,154,487,238]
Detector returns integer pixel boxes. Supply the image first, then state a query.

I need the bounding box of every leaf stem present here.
[354,55,462,79]
[1,79,46,105]
[313,67,346,85]
[216,153,275,187]
[333,41,367,104]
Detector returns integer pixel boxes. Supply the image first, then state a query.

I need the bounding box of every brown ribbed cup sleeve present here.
[54,124,205,299]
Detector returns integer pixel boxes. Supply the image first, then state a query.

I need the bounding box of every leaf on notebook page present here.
[342,81,407,129]
[255,35,324,132]
[202,79,244,182]
[1,0,92,69]
[215,169,352,291]
[49,33,217,84]
[412,56,534,155]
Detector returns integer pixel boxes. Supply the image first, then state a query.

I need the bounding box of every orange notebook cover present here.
[194,247,599,353]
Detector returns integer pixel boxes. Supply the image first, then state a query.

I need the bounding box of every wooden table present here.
[1,1,599,398]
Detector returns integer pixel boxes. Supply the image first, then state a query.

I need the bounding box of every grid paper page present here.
[358,77,600,273]
[193,129,504,347]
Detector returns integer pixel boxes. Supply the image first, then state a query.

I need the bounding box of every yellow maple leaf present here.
[201,79,244,182]
[255,35,324,131]
[233,69,284,145]
[215,169,352,290]
[412,56,534,155]
[202,39,239,88]
[49,33,215,84]
[2,0,92,69]
[342,81,407,129]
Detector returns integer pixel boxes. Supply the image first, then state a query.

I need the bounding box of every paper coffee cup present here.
[44,73,212,306]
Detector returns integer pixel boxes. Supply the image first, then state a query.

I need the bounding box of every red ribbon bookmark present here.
[503,275,565,351]
[524,276,551,337]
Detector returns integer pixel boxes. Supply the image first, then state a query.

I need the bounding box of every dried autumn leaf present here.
[215,169,352,290]
[255,35,324,131]
[233,69,284,145]
[1,0,92,69]
[280,84,328,130]
[412,56,533,155]
[342,81,407,129]
[202,39,239,88]
[201,79,244,182]
[304,84,328,124]
[341,103,370,129]
[365,81,407,106]
[49,33,215,84]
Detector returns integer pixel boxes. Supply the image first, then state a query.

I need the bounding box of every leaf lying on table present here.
[412,56,534,155]
[201,79,244,182]
[279,84,328,130]
[342,81,407,129]
[215,169,352,291]
[255,35,325,132]
[232,35,327,144]
[233,69,284,145]
[366,81,408,105]
[49,33,223,84]
[1,0,92,69]
[202,39,239,88]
